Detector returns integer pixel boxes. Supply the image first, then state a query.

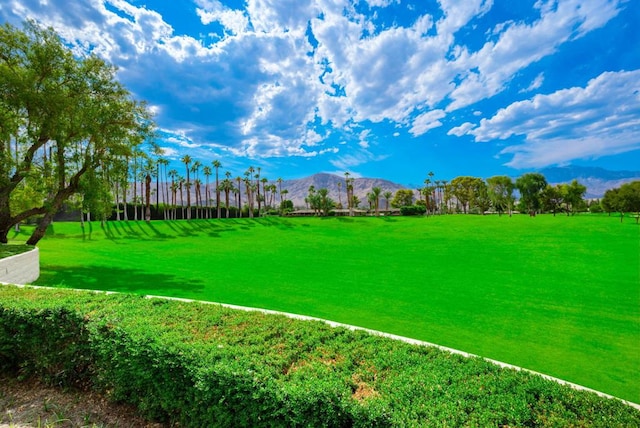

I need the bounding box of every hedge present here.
[0,285,638,426]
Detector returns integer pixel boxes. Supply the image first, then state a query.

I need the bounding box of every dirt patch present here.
[0,374,163,428]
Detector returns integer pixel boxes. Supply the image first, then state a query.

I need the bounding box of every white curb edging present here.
[0,247,39,285]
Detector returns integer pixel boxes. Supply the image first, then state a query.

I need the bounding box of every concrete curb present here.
[0,247,39,285]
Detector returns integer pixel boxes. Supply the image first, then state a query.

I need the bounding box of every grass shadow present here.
[35,265,206,295]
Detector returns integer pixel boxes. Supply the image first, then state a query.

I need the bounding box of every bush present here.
[400,205,426,216]
[0,286,638,426]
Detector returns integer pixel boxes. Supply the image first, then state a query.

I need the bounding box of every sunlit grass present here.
[12,214,640,402]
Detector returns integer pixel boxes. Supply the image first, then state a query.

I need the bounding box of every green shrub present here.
[399,205,426,216]
[0,286,638,426]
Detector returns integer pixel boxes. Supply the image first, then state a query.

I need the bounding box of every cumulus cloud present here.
[472,70,640,167]
[195,0,249,34]
[447,122,474,137]
[447,0,623,111]
[409,110,446,136]
[0,0,630,169]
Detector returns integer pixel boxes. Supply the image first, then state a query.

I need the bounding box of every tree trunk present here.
[26,211,56,245]
[145,173,152,221]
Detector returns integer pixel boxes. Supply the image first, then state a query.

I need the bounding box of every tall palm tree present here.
[179,177,185,219]
[168,169,178,220]
[254,167,262,214]
[244,174,254,218]
[144,159,155,222]
[155,158,169,219]
[203,165,212,218]
[383,190,393,211]
[277,177,283,205]
[194,179,203,219]
[181,155,192,220]
[221,175,232,219]
[213,160,222,219]
[337,181,342,208]
[367,192,375,212]
[191,161,202,218]
[236,176,242,217]
[344,171,350,214]
[424,178,432,215]
[371,186,382,216]
[261,177,268,211]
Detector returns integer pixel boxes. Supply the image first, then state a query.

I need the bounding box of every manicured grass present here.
[11,215,640,402]
[0,244,33,259]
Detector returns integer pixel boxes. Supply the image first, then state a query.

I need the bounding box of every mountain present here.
[280,173,408,208]
[539,166,640,198]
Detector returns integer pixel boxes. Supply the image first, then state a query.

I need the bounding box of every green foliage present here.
[390,189,413,208]
[399,205,426,215]
[515,173,548,212]
[0,21,153,244]
[1,286,638,426]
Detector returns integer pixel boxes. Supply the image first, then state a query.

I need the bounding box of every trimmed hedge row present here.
[0,285,638,427]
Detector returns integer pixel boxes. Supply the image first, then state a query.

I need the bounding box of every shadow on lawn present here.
[35,265,206,295]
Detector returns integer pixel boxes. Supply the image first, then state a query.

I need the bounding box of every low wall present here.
[0,247,40,285]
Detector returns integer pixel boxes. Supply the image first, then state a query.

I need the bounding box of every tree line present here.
[2,22,639,246]
[301,171,639,220]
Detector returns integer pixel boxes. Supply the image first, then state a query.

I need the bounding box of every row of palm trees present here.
[118,148,447,221]
[141,155,291,220]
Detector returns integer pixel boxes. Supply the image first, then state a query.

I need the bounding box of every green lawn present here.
[10,214,640,403]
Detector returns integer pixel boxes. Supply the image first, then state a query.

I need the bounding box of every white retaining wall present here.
[0,247,40,285]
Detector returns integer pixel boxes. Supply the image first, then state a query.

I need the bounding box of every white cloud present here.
[520,72,544,93]
[195,0,249,35]
[409,109,446,136]
[471,70,640,168]
[1,0,629,167]
[447,122,474,137]
[447,0,623,111]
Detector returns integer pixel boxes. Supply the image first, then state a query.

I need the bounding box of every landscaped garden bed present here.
[1,285,638,426]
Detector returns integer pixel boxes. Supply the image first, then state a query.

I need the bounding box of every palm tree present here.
[367,192,375,212]
[371,186,382,216]
[179,177,185,219]
[344,172,351,215]
[236,176,242,217]
[383,190,393,211]
[221,175,232,218]
[181,155,192,219]
[144,159,155,222]
[281,189,289,212]
[277,177,283,205]
[191,160,202,218]
[203,165,212,218]
[168,169,178,219]
[213,160,222,219]
[337,181,342,208]
[194,179,203,219]
[441,180,449,214]
[244,174,254,218]
[261,177,268,211]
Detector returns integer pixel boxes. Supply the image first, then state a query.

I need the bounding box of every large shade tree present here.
[486,176,514,216]
[0,22,153,244]
[515,173,548,214]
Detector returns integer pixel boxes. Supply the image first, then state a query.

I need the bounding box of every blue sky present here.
[1,0,639,186]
